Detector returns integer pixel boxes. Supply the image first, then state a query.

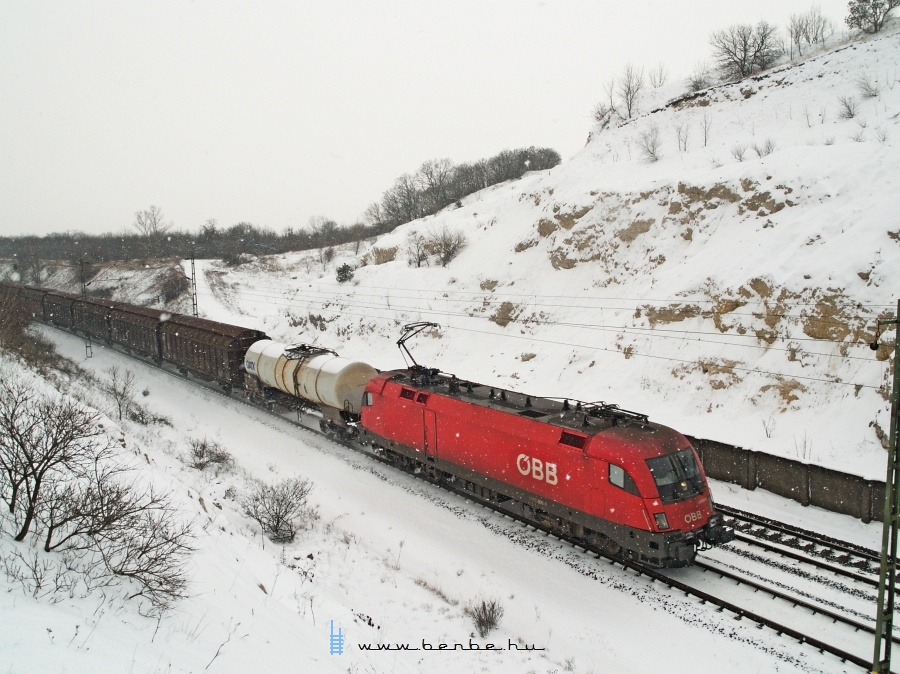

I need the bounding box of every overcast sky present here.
[0,0,849,238]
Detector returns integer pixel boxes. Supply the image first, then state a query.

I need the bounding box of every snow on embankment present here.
[208,29,900,482]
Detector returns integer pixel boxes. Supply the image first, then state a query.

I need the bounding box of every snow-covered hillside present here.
[3,26,900,674]
[176,28,900,482]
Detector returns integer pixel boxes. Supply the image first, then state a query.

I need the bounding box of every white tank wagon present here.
[244,340,378,416]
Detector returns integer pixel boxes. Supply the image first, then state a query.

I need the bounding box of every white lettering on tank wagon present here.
[516,454,558,485]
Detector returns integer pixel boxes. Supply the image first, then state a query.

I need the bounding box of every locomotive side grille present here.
[559,431,588,449]
[519,409,548,419]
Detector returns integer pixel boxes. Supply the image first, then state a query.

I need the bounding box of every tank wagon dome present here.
[245,340,377,413]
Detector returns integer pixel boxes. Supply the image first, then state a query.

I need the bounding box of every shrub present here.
[466,597,505,638]
[371,246,398,265]
[751,138,776,157]
[243,477,314,543]
[425,226,467,267]
[336,263,354,283]
[838,94,859,119]
[187,437,234,470]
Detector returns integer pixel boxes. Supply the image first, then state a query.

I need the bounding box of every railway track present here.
[717,503,881,575]
[44,326,891,672]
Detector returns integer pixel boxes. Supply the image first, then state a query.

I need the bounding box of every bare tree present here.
[0,381,115,541]
[688,61,713,92]
[592,100,615,128]
[710,22,782,81]
[0,379,33,516]
[602,77,619,117]
[618,64,645,119]
[648,62,669,88]
[318,246,335,270]
[95,501,193,612]
[406,232,430,268]
[672,118,689,152]
[806,6,834,46]
[638,125,662,162]
[790,7,835,57]
[788,12,810,58]
[107,367,136,421]
[846,0,898,33]
[308,215,339,246]
[133,205,173,260]
[701,112,713,147]
[417,158,455,215]
[363,201,383,228]
[39,463,159,553]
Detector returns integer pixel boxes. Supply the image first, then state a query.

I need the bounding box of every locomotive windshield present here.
[645,448,704,504]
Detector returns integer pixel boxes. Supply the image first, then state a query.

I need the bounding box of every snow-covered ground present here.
[0,327,882,674]
[3,24,900,674]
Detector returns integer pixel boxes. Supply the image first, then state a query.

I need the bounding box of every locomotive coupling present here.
[703,514,736,545]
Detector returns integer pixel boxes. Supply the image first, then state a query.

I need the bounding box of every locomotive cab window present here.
[399,388,416,400]
[363,392,374,406]
[609,464,640,496]
[646,448,704,504]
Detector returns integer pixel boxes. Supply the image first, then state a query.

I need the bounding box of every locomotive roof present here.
[385,368,656,437]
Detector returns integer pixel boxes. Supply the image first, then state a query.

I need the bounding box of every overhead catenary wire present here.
[189,284,883,359]
[187,284,888,392]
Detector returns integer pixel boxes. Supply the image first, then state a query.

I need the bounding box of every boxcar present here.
[72,297,118,340]
[19,285,50,319]
[160,315,267,387]
[42,291,81,329]
[109,305,166,358]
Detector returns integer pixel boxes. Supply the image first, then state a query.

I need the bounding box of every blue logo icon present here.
[329,620,345,655]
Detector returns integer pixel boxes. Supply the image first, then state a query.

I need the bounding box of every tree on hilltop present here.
[846,0,898,33]
[709,22,781,81]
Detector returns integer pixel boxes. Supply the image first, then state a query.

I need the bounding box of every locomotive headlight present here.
[653,513,670,530]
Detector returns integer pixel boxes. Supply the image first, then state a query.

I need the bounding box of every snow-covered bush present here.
[242,477,315,543]
[465,596,505,638]
[187,437,234,471]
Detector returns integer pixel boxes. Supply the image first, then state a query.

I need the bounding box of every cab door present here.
[424,410,437,458]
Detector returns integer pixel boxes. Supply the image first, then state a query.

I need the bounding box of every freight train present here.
[0,280,734,567]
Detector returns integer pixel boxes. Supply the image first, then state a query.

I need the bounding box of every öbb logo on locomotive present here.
[684,510,703,524]
[1,283,735,568]
[516,454,559,485]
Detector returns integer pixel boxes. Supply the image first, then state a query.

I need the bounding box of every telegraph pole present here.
[872,299,900,673]
[79,259,92,359]
[190,254,198,317]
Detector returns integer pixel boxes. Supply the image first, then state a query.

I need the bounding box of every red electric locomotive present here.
[359,366,733,567]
